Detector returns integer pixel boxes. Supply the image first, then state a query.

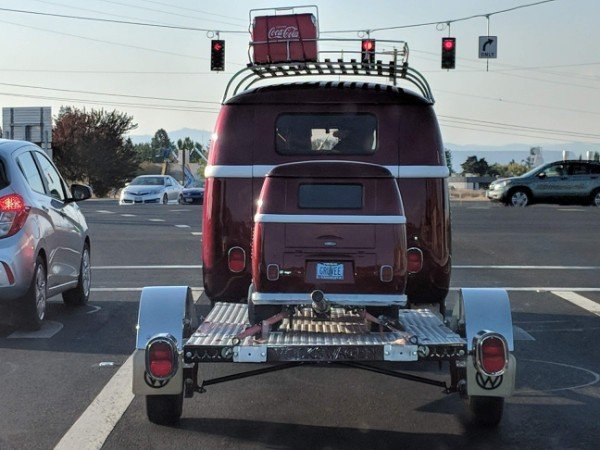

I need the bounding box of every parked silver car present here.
[0,140,92,330]
[487,160,600,207]
[119,175,183,205]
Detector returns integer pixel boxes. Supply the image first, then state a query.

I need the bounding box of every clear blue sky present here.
[0,0,598,147]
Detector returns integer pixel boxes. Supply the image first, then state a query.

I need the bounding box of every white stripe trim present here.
[205,164,449,179]
[254,213,406,224]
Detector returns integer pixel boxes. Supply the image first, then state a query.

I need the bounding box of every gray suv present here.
[0,140,92,330]
[487,160,600,207]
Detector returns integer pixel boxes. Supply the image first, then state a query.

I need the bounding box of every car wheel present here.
[63,244,91,306]
[178,194,184,204]
[592,189,600,207]
[20,256,47,331]
[509,189,530,207]
[146,392,183,425]
[468,396,505,427]
[162,194,168,205]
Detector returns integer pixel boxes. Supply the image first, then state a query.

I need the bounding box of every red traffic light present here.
[213,41,223,52]
[362,39,375,52]
[442,39,455,51]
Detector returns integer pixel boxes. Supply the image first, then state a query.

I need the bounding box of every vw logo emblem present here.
[144,372,170,389]
[475,372,503,390]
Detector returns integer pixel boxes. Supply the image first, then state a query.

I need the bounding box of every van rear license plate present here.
[316,263,344,280]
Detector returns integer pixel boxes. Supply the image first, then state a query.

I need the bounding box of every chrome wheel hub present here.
[35,265,47,321]
[511,192,528,207]
[82,249,91,297]
[594,192,600,207]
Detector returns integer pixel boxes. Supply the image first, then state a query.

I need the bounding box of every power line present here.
[323,0,558,34]
[0,68,227,75]
[137,0,246,23]
[0,6,246,33]
[438,122,591,143]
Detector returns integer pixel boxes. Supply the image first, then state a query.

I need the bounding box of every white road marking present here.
[557,208,585,211]
[96,210,115,214]
[170,209,189,212]
[517,359,600,393]
[92,264,202,269]
[86,306,102,315]
[551,291,600,316]
[454,265,600,270]
[120,214,136,217]
[191,232,203,236]
[175,224,191,228]
[91,287,204,293]
[148,218,165,222]
[54,355,134,450]
[449,287,600,292]
[7,321,63,339]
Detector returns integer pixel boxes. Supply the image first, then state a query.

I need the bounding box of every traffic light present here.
[361,39,376,65]
[211,39,225,71]
[441,37,456,69]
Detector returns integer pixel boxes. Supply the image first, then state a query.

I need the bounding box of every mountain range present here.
[129,128,600,173]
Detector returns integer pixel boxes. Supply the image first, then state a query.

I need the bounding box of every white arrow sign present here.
[479,36,498,59]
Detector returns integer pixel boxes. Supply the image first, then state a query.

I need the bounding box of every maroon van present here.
[202,82,450,312]
[249,160,407,325]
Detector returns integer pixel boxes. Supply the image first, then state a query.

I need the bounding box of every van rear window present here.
[298,184,362,209]
[0,160,8,189]
[276,114,377,155]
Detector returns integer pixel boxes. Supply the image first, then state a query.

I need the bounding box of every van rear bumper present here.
[251,292,407,307]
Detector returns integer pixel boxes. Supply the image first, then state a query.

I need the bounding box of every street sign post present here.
[479,36,498,59]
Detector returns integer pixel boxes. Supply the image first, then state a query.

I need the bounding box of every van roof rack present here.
[222,59,434,104]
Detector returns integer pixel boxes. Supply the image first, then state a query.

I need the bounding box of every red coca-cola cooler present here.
[252,13,318,64]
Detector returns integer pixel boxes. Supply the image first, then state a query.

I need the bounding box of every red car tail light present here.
[146,336,178,380]
[380,265,393,282]
[473,332,509,376]
[228,246,246,273]
[407,247,423,274]
[0,194,30,239]
[267,264,280,281]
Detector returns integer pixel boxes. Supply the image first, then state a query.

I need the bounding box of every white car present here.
[119,175,183,205]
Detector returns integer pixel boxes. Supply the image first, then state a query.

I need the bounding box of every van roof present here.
[225,81,431,105]
[267,161,394,178]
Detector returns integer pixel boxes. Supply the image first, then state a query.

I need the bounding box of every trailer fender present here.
[453,288,516,397]
[132,286,195,396]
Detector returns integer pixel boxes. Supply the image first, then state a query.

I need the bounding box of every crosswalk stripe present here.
[551,291,600,316]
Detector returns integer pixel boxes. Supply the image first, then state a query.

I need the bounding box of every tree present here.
[133,142,155,162]
[444,148,453,174]
[151,128,174,160]
[52,107,140,197]
[461,155,489,176]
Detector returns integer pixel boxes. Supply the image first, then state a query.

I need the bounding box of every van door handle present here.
[41,205,49,212]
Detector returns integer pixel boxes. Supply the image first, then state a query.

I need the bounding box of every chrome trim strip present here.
[47,280,78,295]
[205,164,449,179]
[251,292,407,306]
[255,214,406,224]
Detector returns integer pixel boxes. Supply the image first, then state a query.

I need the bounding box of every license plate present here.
[185,198,193,203]
[316,263,344,280]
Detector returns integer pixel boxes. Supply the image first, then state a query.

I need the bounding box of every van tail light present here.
[228,246,246,273]
[146,335,178,380]
[267,264,280,281]
[380,265,393,282]
[407,247,423,274]
[0,194,30,239]
[473,332,509,376]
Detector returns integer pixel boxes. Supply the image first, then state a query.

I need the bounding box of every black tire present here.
[508,189,530,207]
[468,396,504,427]
[591,188,600,207]
[365,306,400,331]
[247,297,282,331]
[63,244,91,306]
[20,256,47,331]
[162,194,168,205]
[146,393,183,425]
[178,194,184,205]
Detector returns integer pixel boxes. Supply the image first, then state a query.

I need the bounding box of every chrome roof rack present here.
[222,59,434,104]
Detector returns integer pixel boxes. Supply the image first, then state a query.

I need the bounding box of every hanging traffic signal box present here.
[441,37,456,69]
[211,40,225,71]
[361,39,376,65]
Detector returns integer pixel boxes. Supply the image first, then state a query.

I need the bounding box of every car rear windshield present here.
[298,184,363,209]
[0,160,8,189]
[276,114,377,155]
[130,176,164,186]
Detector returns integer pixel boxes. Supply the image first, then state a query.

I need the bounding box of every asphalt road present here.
[0,200,599,449]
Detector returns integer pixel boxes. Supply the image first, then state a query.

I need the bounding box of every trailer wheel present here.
[247,298,282,331]
[146,393,183,425]
[468,396,504,427]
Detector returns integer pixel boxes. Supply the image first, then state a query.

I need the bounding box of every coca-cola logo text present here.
[268,26,299,40]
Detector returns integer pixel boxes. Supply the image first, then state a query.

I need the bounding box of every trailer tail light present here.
[407,247,423,274]
[380,265,393,282]
[473,332,509,376]
[146,335,178,380]
[228,246,246,273]
[0,194,30,239]
[267,264,280,281]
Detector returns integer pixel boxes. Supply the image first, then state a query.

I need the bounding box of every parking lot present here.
[0,200,599,449]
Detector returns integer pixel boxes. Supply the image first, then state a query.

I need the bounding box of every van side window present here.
[276,114,377,155]
[298,184,363,209]
[16,152,46,194]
